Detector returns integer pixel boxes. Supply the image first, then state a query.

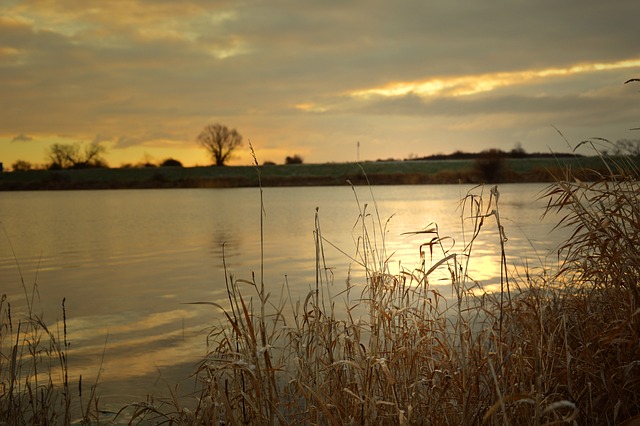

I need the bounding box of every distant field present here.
[0,156,610,190]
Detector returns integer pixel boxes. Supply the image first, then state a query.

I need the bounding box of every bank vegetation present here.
[0,154,613,191]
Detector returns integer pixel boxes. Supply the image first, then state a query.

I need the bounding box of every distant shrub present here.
[263,161,276,166]
[160,158,183,167]
[510,143,527,158]
[285,155,304,164]
[70,159,109,169]
[473,148,507,183]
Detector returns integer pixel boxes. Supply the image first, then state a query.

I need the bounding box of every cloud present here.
[1,0,639,165]
[348,59,640,100]
[12,133,33,142]
[114,135,144,149]
[91,133,113,144]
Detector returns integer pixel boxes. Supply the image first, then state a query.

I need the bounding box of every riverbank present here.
[0,156,607,190]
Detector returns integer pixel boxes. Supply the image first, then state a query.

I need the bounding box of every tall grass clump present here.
[0,249,102,424]
[530,140,640,422]
[130,142,640,424]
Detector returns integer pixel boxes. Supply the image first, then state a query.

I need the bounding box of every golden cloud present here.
[349,58,640,99]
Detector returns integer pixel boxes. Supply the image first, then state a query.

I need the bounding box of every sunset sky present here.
[2,0,639,169]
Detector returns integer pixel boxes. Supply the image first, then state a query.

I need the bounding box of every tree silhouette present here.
[12,160,33,171]
[197,124,243,166]
[48,142,107,169]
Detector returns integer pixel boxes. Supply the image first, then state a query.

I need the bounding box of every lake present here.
[0,183,567,412]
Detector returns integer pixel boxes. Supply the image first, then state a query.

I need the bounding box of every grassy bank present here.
[0,156,609,190]
[2,148,640,424]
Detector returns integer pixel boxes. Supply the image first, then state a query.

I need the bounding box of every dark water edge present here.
[0,157,608,191]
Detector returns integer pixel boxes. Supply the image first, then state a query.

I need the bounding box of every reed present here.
[1,219,109,423]
[0,275,103,424]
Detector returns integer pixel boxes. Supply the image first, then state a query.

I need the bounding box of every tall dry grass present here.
[126,141,640,425]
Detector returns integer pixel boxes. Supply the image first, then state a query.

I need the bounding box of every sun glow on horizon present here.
[349,58,640,99]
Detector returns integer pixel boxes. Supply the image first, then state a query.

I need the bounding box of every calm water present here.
[0,183,566,410]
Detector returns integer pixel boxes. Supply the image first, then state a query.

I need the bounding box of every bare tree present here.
[82,142,107,167]
[48,143,78,169]
[197,124,243,166]
[48,142,107,169]
[11,160,33,171]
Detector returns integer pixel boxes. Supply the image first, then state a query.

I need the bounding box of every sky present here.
[1,0,640,169]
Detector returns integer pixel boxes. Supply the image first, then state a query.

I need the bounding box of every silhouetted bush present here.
[285,155,304,164]
[160,158,183,167]
[69,160,109,169]
[510,143,527,158]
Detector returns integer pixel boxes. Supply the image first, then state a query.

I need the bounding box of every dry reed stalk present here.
[1,221,107,424]
[1,289,104,424]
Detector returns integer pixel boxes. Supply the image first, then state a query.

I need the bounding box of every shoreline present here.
[0,157,609,191]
